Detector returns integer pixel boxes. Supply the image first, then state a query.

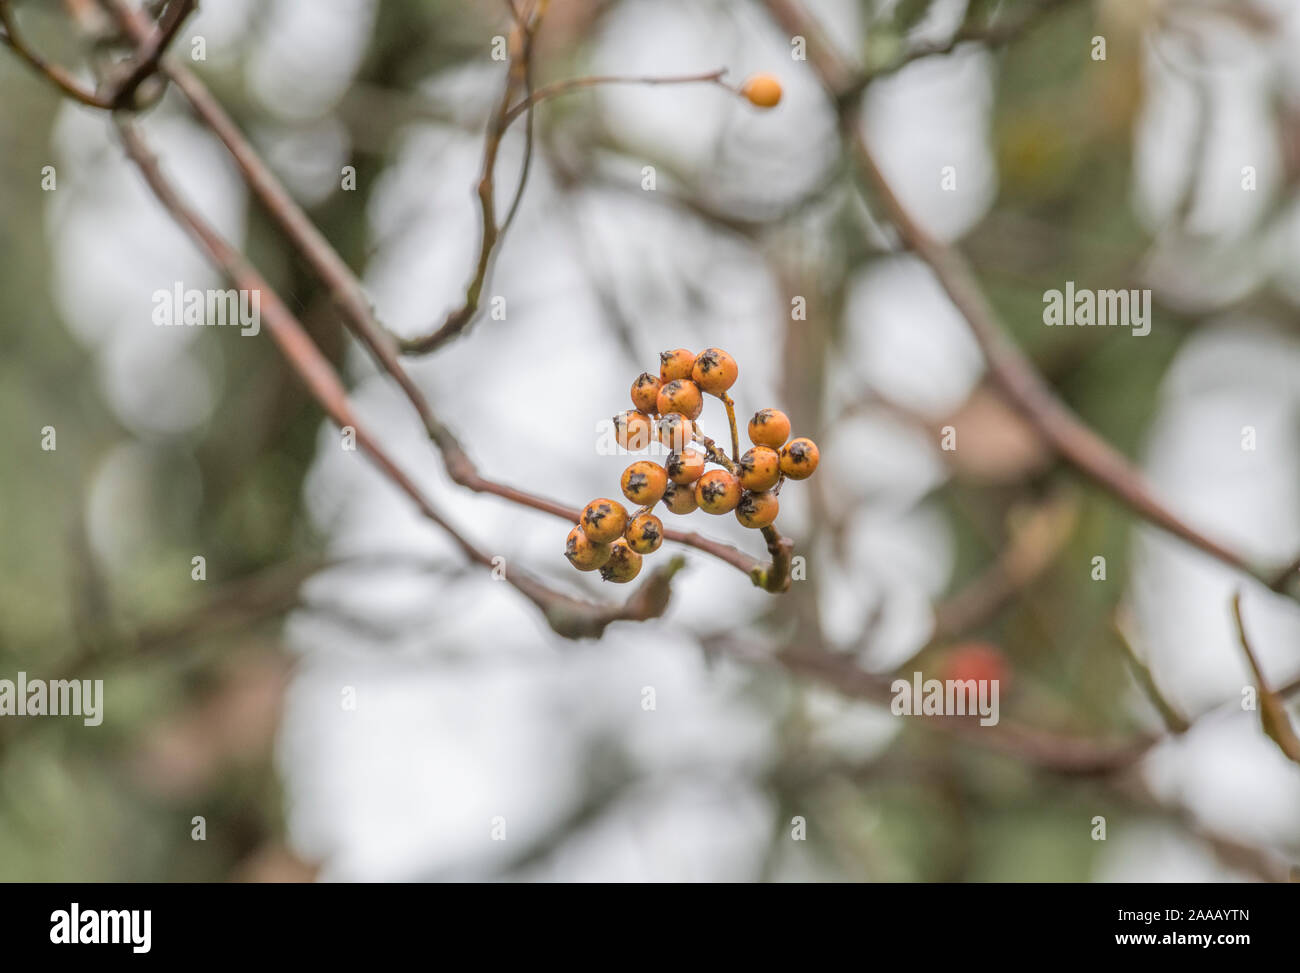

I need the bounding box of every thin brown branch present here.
[1,0,113,107]
[840,0,1078,101]
[103,0,194,108]
[502,68,729,125]
[1,0,193,108]
[1231,591,1300,764]
[1113,607,1191,734]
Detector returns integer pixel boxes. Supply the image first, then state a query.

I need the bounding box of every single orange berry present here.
[624,512,664,554]
[657,413,695,452]
[691,347,738,395]
[581,498,628,544]
[565,524,611,571]
[665,448,706,485]
[630,372,663,414]
[747,408,790,448]
[735,490,779,529]
[738,445,781,492]
[656,378,703,420]
[659,348,695,382]
[662,480,698,515]
[621,460,668,506]
[741,74,782,109]
[613,410,654,451]
[600,537,643,583]
[694,469,742,514]
[778,437,819,479]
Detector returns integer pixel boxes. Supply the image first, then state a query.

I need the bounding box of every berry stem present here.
[719,391,741,462]
[749,524,794,592]
[691,428,739,474]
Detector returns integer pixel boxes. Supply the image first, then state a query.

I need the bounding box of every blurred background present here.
[1,0,1299,881]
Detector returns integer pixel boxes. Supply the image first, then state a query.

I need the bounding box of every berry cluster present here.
[566,347,820,582]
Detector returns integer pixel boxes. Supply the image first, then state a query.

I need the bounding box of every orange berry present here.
[630,372,663,414]
[741,74,782,109]
[661,480,698,515]
[778,437,819,479]
[600,537,642,583]
[659,348,695,382]
[656,378,703,420]
[565,524,611,571]
[581,498,628,544]
[691,347,738,395]
[738,446,781,492]
[624,512,664,554]
[612,410,654,451]
[657,413,695,452]
[694,469,742,514]
[665,448,706,485]
[620,460,668,506]
[747,408,790,448]
[735,490,779,529]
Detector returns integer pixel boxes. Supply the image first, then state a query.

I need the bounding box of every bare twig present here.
[103,0,194,108]
[1,0,111,107]
[841,0,1078,100]
[1113,607,1191,734]
[1230,591,1300,765]
[1,0,193,108]
[502,68,729,125]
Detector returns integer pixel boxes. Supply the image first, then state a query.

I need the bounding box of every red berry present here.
[940,643,1010,692]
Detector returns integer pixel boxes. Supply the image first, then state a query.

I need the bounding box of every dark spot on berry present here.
[702,481,722,502]
[789,443,809,463]
[697,349,719,372]
[628,473,647,493]
[642,522,660,543]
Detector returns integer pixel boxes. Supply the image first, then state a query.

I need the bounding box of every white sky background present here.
[46,0,1300,880]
